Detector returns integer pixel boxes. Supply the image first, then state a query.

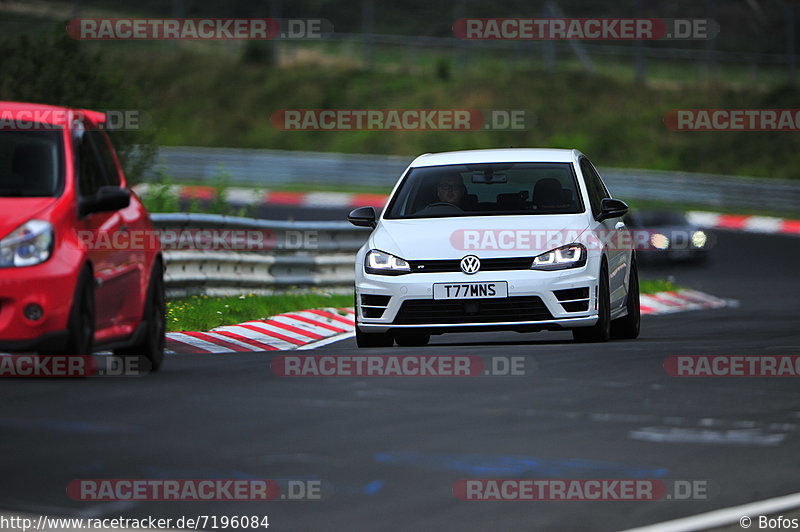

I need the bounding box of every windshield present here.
[384,162,584,219]
[0,129,63,197]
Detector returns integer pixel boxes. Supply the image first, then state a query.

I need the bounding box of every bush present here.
[0,29,157,184]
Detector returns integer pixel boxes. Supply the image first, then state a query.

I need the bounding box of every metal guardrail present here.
[151,214,368,296]
[151,213,369,253]
[149,147,800,214]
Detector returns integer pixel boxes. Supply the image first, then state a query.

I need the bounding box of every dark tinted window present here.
[75,129,109,197]
[89,131,120,187]
[580,158,610,218]
[385,162,584,219]
[0,130,62,197]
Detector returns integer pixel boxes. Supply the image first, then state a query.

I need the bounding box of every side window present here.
[75,130,106,198]
[586,159,610,199]
[580,158,603,218]
[89,131,121,187]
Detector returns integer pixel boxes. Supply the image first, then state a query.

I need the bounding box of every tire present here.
[51,267,95,356]
[356,327,394,348]
[115,261,166,371]
[572,261,611,343]
[395,333,430,347]
[611,255,641,340]
[354,292,393,348]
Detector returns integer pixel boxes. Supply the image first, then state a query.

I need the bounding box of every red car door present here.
[73,126,140,340]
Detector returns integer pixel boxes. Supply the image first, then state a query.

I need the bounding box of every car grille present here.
[394,296,553,324]
[406,257,534,273]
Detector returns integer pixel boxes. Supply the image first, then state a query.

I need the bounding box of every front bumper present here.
[356,265,599,334]
[0,254,80,347]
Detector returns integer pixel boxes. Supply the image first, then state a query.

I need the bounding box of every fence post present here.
[633,0,646,82]
[704,0,718,81]
[783,1,797,84]
[361,0,375,69]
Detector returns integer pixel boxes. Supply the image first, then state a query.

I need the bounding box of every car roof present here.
[409,148,582,167]
[0,101,106,126]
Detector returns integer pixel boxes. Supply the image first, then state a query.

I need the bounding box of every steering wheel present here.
[426,202,463,210]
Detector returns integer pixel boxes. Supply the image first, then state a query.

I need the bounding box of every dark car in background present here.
[624,209,711,263]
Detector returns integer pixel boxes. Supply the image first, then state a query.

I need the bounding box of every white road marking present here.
[622,491,800,532]
[629,426,786,446]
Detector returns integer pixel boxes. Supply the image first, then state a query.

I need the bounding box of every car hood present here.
[371,215,592,259]
[0,197,58,239]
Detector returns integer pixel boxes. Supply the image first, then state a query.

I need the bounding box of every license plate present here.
[433,282,508,300]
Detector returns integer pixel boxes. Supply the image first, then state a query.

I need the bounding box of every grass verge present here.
[639,279,681,294]
[167,292,353,332]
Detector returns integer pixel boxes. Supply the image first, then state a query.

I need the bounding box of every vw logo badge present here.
[460,255,481,274]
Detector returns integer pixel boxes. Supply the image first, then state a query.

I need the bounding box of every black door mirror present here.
[597,198,629,222]
[347,206,377,228]
[79,186,131,217]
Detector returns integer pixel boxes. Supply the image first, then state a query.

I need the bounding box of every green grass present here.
[104,46,800,182]
[167,280,678,332]
[167,292,353,332]
[639,279,681,294]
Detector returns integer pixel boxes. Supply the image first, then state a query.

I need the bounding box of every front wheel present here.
[395,332,430,347]
[355,327,394,348]
[115,261,165,371]
[572,262,611,343]
[49,268,95,356]
[611,256,641,340]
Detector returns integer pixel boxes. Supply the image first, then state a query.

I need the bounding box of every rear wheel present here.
[395,332,430,347]
[611,256,641,340]
[115,261,165,371]
[572,262,611,343]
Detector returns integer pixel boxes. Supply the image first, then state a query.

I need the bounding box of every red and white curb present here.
[639,289,736,315]
[166,307,355,354]
[165,290,736,354]
[687,210,800,236]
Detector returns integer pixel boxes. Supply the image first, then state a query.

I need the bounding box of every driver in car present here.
[436,174,467,207]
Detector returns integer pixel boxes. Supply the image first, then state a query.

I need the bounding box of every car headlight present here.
[691,230,707,248]
[365,249,411,275]
[531,243,586,271]
[0,220,54,268]
[650,233,670,250]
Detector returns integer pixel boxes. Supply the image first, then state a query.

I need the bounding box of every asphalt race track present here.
[1,228,799,531]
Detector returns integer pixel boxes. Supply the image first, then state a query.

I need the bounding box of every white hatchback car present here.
[347,148,640,348]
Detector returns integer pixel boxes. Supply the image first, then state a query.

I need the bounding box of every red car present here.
[0,102,165,369]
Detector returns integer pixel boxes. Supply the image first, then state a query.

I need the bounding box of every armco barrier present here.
[150,214,369,296]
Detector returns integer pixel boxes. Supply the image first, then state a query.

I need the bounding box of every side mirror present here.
[79,186,131,217]
[347,206,377,228]
[597,198,629,222]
